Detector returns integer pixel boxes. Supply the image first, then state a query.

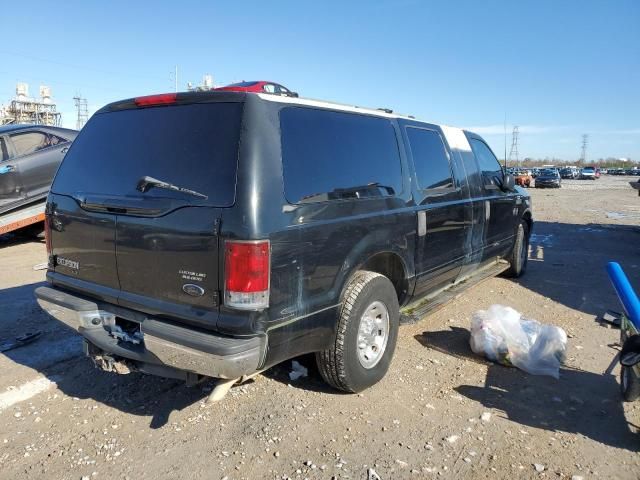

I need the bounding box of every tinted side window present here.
[10,132,48,156]
[470,138,502,177]
[281,107,403,204]
[406,127,453,190]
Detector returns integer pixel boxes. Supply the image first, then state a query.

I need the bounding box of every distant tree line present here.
[503,157,637,169]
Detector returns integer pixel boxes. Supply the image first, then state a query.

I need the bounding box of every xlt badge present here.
[182,284,205,297]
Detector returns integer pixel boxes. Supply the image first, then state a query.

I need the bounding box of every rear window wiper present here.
[136,176,208,200]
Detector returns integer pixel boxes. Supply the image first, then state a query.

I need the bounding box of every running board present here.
[400,260,510,324]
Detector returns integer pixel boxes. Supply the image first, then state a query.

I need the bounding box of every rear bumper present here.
[35,286,265,379]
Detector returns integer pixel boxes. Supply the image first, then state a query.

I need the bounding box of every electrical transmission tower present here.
[580,134,588,163]
[73,95,88,130]
[508,126,519,168]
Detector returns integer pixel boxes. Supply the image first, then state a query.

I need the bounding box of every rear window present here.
[52,103,242,206]
[280,107,403,204]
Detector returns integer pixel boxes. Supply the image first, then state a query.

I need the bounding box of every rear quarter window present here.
[405,127,453,190]
[280,107,403,204]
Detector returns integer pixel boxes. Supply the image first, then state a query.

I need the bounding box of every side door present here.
[0,135,24,207]
[467,136,517,259]
[405,125,472,297]
[7,130,68,199]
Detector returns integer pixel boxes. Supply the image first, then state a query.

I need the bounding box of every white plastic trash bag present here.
[469,304,567,378]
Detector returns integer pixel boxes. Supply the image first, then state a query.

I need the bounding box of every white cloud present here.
[598,128,640,135]
[463,124,565,135]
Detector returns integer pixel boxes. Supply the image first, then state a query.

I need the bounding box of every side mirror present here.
[502,173,516,191]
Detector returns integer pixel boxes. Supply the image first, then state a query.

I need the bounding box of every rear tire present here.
[620,365,640,402]
[504,220,529,278]
[316,271,399,393]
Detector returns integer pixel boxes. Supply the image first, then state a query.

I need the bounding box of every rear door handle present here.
[0,164,15,174]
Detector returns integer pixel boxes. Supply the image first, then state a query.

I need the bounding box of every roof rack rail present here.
[377,108,393,114]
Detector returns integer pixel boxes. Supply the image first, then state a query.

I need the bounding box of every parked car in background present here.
[535,168,562,188]
[214,81,298,97]
[560,167,577,179]
[580,167,597,180]
[35,90,532,394]
[0,124,78,214]
[514,169,533,187]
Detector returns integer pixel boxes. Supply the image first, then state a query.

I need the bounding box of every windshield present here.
[540,169,558,176]
[226,81,259,87]
[52,102,242,206]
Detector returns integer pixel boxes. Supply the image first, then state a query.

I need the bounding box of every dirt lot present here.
[0,175,638,480]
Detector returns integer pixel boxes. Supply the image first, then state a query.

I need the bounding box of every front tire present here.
[621,365,640,402]
[316,271,399,393]
[504,220,529,278]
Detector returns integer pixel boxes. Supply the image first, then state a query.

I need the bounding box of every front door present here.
[8,130,67,199]
[468,137,517,259]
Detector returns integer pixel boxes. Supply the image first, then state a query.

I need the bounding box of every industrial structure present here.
[580,134,589,163]
[508,126,520,167]
[0,83,61,126]
[187,74,214,92]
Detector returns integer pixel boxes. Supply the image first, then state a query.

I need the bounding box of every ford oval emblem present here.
[182,284,205,297]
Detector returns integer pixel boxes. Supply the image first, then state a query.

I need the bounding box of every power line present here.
[0,49,161,82]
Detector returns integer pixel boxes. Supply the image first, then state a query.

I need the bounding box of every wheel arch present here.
[522,208,533,236]
[355,250,412,306]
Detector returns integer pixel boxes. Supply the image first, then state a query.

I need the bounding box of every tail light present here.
[224,240,270,310]
[134,93,177,107]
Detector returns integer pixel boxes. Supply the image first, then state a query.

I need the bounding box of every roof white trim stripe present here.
[440,125,472,152]
[257,93,409,120]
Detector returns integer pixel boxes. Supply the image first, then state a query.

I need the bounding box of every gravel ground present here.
[0,175,638,480]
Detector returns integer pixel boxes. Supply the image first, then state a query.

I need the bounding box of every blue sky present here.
[1,0,638,161]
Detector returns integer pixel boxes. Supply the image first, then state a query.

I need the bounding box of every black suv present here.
[35,91,532,393]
